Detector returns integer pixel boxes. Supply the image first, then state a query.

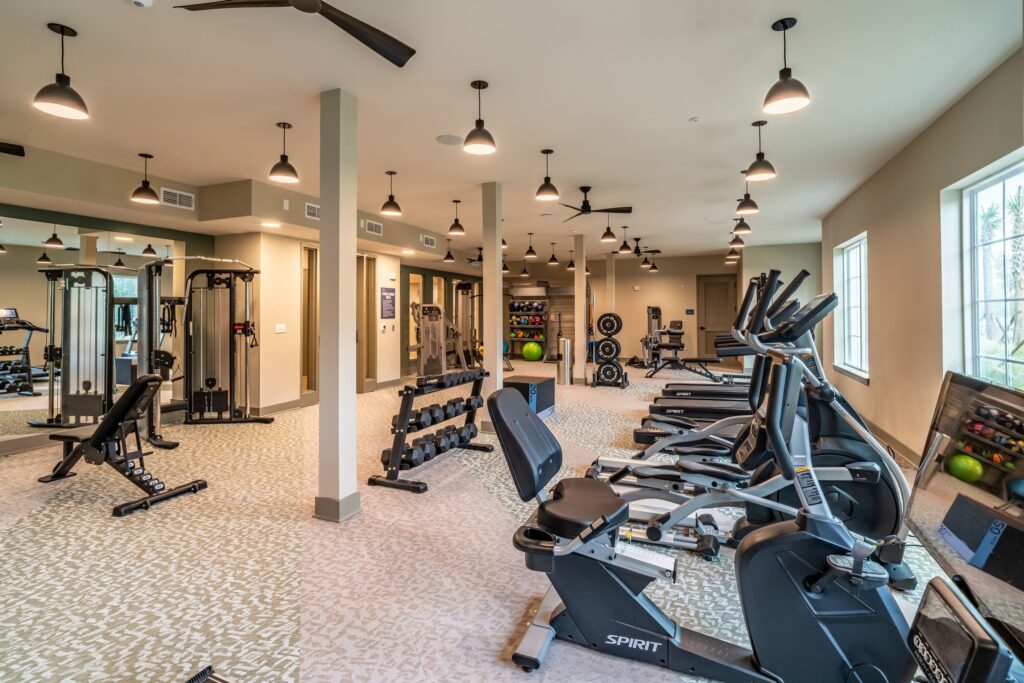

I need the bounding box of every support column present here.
[605,253,616,311]
[80,235,97,265]
[481,182,503,402]
[316,88,361,523]
[573,234,587,385]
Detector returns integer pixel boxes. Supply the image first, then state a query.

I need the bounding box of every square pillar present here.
[605,253,616,311]
[573,234,588,384]
[316,88,361,523]
[481,182,504,400]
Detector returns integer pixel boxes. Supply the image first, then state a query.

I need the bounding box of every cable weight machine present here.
[184,268,272,425]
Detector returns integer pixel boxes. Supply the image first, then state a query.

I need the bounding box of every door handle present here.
[699,326,706,331]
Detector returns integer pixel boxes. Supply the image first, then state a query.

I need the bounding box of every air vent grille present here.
[421,234,437,249]
[160,187,195,211]
[364,219,384,236]
[305,202,320,220]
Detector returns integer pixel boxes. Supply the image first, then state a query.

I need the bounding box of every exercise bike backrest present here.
[487,388,561,503]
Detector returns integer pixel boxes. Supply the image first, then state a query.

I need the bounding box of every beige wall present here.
[372,253,402,383]
[740,242,823,309]
[821,49,1024,454]
[258,233,306,408]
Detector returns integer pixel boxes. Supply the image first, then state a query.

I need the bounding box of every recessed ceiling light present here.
[114,236,133,242]
[688,116,700,123]
[436,134,463,146]
[401,248,415,255]
[261,220,281,228]
[540,213,551,218]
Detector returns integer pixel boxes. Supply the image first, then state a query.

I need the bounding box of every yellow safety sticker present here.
[795,466,810,473]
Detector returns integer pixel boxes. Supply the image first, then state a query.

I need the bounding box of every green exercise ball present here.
[946,454,984,483]
[521,341,543,361]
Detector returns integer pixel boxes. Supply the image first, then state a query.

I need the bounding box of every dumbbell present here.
[429,403,445,424]
[445,397,465,418]
[458,423,479,444]
[411,405,436,430]
[400,442,426,468]
[433,431,451,454]
[439,424,460,447]
[410,437,435,464]
[14,382,32,394]
[465,395,484,411]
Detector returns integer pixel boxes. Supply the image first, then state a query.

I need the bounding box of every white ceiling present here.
[0,0,1019,257]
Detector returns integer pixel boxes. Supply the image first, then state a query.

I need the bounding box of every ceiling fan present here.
[631,238,660,257]
[174,0,416,68]
[467,247,483,265]
[561,186,632,223]
[0,142,25,157]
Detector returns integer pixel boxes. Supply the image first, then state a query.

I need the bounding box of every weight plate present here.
[596,337,621,362]
[595,360,624,385]
[596,312,623,337]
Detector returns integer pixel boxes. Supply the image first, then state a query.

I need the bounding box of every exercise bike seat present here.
[675,460,749,483]
[538,478,628,539]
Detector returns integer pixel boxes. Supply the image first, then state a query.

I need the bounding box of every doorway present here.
[696,274,738,366]
[356,254,378,393]
[300,246,319,395]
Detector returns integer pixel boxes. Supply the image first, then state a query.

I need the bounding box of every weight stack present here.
[592,313,629,389]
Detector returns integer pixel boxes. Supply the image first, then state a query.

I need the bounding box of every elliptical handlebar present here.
[748,269,781,336]
[732,278,761,343]
[766,269,809,319]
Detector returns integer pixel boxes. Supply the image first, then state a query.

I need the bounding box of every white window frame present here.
[833,232,869,380]
[964,161,1024,388]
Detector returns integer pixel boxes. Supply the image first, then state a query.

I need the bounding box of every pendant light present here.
[585,260,591,276]
[131,153,160,205]
[618,226,632,254]
[520,265,530,277]
[746,121,776,181]
[448,199,465,235]
[380,171,402,216]
[45,226,64,249]
[600,215,616,242]
[566,250,575,271]
[535,149,559,201]
[763,18,811,116]
[443,239,455,263]
[726,248,740,260]
[547,243,558,265]
[502,261,510,274]
[143,243,157,257]
[649,261,659,273]
[37,249,52,265]
[640,256,651,269]
[632,238,642,257]
[736,170,759,215]
[0,244,5,255]
[268,122,299,184]
[463,80,496,155]
[730,234,746,249]
[524,232,537,259]
[733,217,752,235]
[33,23,89,120]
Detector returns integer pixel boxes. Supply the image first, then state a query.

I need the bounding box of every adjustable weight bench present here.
[643,320,726,380]
[39,374,207,516]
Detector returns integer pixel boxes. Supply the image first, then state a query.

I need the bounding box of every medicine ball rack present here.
[369,368,493,493]
[592,312,629,388]
[507,297,548,359]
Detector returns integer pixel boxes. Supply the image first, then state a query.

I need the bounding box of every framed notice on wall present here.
[381,287,396,319]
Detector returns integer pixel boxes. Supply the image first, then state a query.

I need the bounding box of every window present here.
[967,164,1024,388]
[833,232,869,378]
[112,275,138,342]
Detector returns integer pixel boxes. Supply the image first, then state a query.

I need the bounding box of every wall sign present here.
[381,287,396,319]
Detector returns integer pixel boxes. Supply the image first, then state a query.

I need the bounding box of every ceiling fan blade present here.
[319,3,416,67]
[562,213,583,223]
[595,207,633,214]
[175,0,290,10]
[558,203,582,212]
[0,142,26,157]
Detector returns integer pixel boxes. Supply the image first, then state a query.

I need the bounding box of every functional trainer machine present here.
[29,266,116,428]
[39,374,207,516]
[137,259,186,447]
[184,268,272,425]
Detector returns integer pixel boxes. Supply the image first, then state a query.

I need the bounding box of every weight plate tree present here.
[592,312,628,388]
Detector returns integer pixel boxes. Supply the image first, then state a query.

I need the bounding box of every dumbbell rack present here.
[368,369,494,494]
[0,343,38,397]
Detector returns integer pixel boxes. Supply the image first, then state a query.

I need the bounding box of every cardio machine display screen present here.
[0,308,17,319]
[912,587,975,682]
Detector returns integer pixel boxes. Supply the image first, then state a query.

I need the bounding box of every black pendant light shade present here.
[502,261,510,274]
[566,249,575,271]
[649,261,659,273]
[736,170,759,215]
[524,232,537,259]
[600,215,617,242]
[726,248,740,259]
[763,18,811,115]
[747,121,777,181]
[618,227,631,254]
[380,171,402,216]
[640,256,651,269]
[535,149,559,201]
[0,244,6,254]
[520,265,529,277]
[733,217,752,235]
[33,24,89,120]
[268,122,299,184]
[443,239,455,263]
[143,243,157,257]
[547,243,558,265]
[448,199,464,235]
[463,81,496,155]
[114,250,126,268]
[45,227,64,249]
[730,234,745,249]
[37,250,52,265]
[502,238,508,250]
[131,153,160,205]
[585,261,591,276]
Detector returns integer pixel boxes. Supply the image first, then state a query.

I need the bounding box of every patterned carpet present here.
[0,372,941,682]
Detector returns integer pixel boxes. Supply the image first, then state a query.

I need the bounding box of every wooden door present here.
[697,274,738,360]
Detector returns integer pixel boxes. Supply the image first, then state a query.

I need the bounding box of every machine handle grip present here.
[765,361,797,480]
[749,270,781,335]
[733,278,760,332]
[608,465,634,484]
[766,269,810,319]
